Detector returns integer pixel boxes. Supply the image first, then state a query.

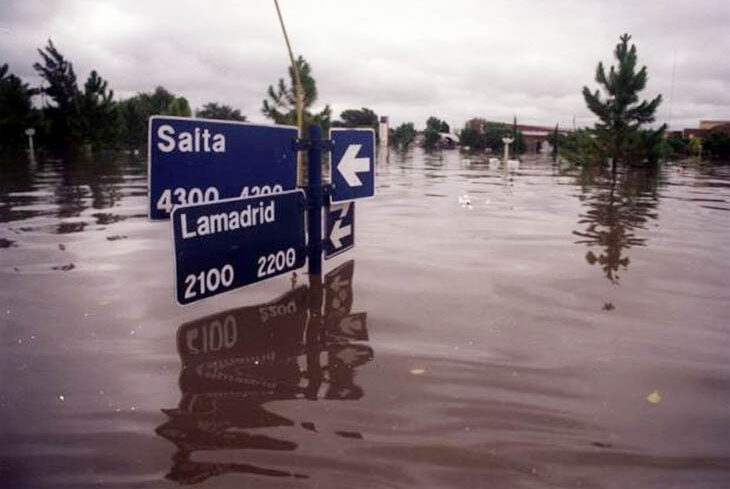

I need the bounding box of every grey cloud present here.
[1,0,728,131]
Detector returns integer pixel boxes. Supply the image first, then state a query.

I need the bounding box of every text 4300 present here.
[157,184,284,214]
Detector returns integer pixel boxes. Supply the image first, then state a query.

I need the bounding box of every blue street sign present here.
[324,201,354,259]
[330,128,375,203]
[148,116,298,220]
[171,190,306,305]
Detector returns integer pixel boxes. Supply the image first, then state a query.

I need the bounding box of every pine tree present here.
[33,39,79,149]
[261,56,331,130]
[78,70,119,149]
[582,33,666,165]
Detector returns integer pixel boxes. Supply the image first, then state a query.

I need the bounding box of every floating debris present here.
[52,263,75,272]
[106,235,128,241]
[58,395,65,401]
[592,441,613,448]
[410,368,426,375]
[58,243,66,250]
[646,390,662,404]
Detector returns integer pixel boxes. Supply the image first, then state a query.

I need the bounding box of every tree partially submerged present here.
[390,122,416,149]
[459,118,525,154]
[582,34,666,165]
[423,116,450,149]
[118,86,192,150]
[0,63,39,153]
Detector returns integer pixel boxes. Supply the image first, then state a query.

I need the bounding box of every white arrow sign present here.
[330,217,352,249]
[337,144,369,187]
[330,204,352,249]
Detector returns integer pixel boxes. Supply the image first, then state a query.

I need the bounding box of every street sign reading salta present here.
[148,116,298,220]
[171,190,306,305]
[330,128,375,203]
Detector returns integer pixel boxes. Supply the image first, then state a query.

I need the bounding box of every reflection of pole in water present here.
[305,274,324,400]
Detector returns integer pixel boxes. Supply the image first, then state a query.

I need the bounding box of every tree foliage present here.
[77,70,119,150]
[423,116,450,149]
[261,56,331,131]
[0,63,39,153]
[703,131,730,160]
[390,122,416,148]
[33,39,80,149]
[459,118,524,154]
[336,107,378,128]
[582,33,666,165]
[118,86,192,150]
[196,102,246,121]
[332,107,379,142]
[33,39,124,151]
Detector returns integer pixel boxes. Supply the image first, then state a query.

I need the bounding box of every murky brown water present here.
[2,150,730,488]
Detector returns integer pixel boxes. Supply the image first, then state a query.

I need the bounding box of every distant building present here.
[683,120,730,139]
[438,132,459,148]
[463,118,570,153]
[699,120,730,130]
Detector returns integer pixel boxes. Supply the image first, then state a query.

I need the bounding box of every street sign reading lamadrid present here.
[324,201,354,259]
[171,190,306,305]
[330,128,375,203]
[148,116,298,220]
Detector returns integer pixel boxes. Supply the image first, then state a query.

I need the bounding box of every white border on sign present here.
[328,127,377,204]
[170,188,307,306]
[324,201,355,260]
[147,115,299,221]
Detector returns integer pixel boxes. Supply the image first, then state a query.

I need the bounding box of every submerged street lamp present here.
[501,136,514,164]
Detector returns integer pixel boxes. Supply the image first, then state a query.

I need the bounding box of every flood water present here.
[1,149,729,488]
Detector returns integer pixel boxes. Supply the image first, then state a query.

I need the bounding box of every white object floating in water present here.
[58,395,65,401]
[458,194,472,207]
[646,390,662,404]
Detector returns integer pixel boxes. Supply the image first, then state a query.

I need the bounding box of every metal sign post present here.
[305,124,325,277]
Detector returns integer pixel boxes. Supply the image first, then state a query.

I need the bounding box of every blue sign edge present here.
[170,188,307,306]
[324,201,355,260]
[329,127,377,204]
[147,115,299,221]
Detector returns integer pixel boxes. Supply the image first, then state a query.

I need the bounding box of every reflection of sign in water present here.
[325,260,354,316]
[176,285,308,364]
[148,116,298,220]
[171,190,306,305]
[156,261,372,484]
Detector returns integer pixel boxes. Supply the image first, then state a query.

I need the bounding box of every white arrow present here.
[337,144,369,187]
[328,274,349,293]
[330,217,352,249]
[337,316,363,337]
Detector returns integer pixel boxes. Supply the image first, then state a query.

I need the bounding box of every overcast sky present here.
[1,0,728,131]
